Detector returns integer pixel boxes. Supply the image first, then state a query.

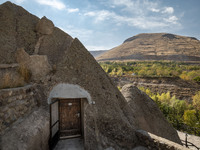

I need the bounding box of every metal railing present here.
[181,133,200,150]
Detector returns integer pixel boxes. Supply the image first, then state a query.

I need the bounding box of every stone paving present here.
[54,138,84,150]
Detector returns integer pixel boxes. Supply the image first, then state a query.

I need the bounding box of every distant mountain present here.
[89,50,107,57]
[96,33,200,62]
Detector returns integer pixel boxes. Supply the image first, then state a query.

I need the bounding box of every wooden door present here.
[59,99,81,138]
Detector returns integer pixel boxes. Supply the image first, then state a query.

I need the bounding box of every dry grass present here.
[0,72,25,89]
[18,64,31,82]
[0,64,31,89]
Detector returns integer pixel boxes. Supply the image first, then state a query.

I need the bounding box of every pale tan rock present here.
[15,48,52,80]
[36,16,54,35]
[29,55,52,80]
[121,84,182,144]
[1,108,49,150]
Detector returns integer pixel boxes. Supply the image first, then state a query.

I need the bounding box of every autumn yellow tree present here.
[183,110,198,127]
[193,91,200,111]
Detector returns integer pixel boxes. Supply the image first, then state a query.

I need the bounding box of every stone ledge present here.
[0,64,19,69]
[136,130,189,150]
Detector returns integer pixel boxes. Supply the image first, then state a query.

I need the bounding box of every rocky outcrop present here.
[97,33,200,61]
[36,16,54,35]
[0,1,39,63]
[0,108,49,150]
[136,130,189,150]
[15,48,52,80]
[121,84,182,144]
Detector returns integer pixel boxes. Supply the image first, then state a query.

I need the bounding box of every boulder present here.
[0,108,49,150]
[15,48,52,80]
[36,16,54,35]
[121,84,182,144]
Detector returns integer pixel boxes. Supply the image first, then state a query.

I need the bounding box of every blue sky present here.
[0,0,200,50]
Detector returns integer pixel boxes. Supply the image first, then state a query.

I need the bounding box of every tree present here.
[193,91,200,111]
[183,110,198,127]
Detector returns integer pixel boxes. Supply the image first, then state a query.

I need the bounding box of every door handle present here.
[76,113,80,118]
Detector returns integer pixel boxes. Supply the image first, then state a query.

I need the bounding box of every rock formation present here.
[121,84,181,143]
[0,1,185,150]
[97,33,200,61]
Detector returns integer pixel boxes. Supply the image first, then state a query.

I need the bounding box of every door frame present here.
[49,99,60,150]
[49,98,86,149]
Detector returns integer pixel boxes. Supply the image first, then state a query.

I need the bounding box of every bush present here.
[193,76,200,82]
[139,87,200,135]
[99,61,200,81]
[193,91,200,110]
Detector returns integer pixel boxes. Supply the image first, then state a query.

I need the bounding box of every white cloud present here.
[150,8,160,13]
[84,10,169,29]
[14,0,26,4]
[60,26,93,41]
[84,12,96,17]
[162,7,174,14]
[67,8,79,13]
[35,0,66,10]
[164,16,178,24]
[84,10,115,22]
[84,0,180,30]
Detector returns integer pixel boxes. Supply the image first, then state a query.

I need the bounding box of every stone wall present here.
[0,85,38,135]
[136,130,189,150]
[0,64,25,89]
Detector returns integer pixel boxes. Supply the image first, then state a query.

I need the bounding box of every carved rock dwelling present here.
[0,1,188,150]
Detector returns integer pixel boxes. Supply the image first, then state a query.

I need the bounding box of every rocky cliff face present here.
[97,33,200,61]
[0,1,183,149]
[0,1,73,65]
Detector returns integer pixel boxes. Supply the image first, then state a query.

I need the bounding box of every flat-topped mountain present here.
[97,33,200,61]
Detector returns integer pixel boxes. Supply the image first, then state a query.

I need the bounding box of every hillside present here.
[97,33,200,62]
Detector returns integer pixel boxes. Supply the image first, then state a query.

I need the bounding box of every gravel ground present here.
[178,131,200,150]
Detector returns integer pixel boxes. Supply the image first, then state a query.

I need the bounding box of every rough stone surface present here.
[0,1,39,63]
[45,37,139,149]
[0,108,49,150]
[15,48,52,80]
[0,63,25,89]
[38,27,73,65]
[36,16,54,35]
[0,85,38,134]
[136,130,189,150]
[178,131,200,150]
[54,138,84,150]
[121,84,182,144]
